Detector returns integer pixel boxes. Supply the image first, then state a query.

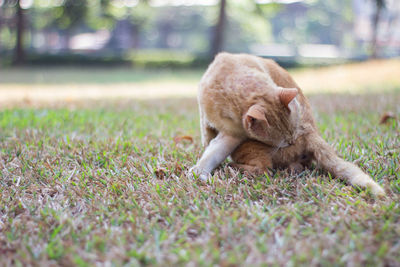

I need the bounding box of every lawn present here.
[0,63,399,266]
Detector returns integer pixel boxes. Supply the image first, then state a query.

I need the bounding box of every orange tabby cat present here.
[190,52,385,196]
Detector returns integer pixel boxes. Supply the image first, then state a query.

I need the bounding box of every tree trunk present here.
[159,21,172,49]
[0,7,3,52]
[371,1,383,59]
[210,0,226,58]
[132,23,140,49]
[65,29,72,51]
[13,0,25,65]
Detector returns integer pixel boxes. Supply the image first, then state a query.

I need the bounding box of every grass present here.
[0,67,203,84]
[0,62,400,266]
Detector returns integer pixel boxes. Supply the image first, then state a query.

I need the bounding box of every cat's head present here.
[243,87,299,147]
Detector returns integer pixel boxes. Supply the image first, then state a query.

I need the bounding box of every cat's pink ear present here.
[279,88,298,109]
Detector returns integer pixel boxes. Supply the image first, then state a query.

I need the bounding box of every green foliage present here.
[225,0,275,51]
[6,51,208,69]
[52,0,89,30]
[0,27,16,50]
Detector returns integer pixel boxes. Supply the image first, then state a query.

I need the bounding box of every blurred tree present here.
[14,0,24,65]
[222,0,276,53]
[211,0,226,57]
[1,0,26,65]
[370,0,386,58]
[86,0,116,30]
[266,0,354,52]
[99,0,153,50]
[51,0,89,49]
[145,6,213,54]
[129,0,153,49]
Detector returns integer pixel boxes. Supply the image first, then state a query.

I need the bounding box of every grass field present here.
[0,62,400,266]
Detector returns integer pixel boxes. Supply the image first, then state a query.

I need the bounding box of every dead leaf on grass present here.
[173,135,193,144]
[154,167,167,179]
[187,228,199,239]
[380,112,396,124]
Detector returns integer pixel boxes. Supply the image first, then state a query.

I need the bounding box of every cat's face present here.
[243,88,298,147]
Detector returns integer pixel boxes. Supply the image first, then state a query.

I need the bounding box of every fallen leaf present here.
[380,112,396,124]
[187,228,199,239]
[173,135,193,144]
[23,97,32,105]
[174,162,183,172]
[154,167,167,179]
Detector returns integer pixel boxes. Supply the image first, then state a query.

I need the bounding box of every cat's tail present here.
[307,133,385,197]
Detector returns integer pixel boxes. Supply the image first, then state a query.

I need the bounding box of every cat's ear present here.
[244,104,268,137]
[246,104,267,122]
[279,88,298,110]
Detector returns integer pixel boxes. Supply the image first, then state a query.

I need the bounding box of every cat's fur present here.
[190,52,385,196]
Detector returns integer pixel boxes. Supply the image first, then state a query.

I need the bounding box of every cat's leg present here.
[201,121,218,147]
[288,162,304,174]
[230,140,273,176]
[190,133,243,181]
[229,163,271,176]
[199,106,218,147]
[307,133,385,196]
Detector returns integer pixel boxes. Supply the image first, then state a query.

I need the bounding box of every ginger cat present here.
[190,52,385,196]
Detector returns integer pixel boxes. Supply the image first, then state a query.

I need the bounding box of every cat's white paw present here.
[187,166,211,183]
[369,182,386,197]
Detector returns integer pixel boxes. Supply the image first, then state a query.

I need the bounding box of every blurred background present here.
[0,0,400,105]
[1,0,400,67]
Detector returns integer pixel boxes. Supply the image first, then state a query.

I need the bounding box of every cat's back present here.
[199,52,268,94]
[199,53,302,104]
[199,53,274,112]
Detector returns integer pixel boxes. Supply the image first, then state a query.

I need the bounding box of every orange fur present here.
[191,52,385,196]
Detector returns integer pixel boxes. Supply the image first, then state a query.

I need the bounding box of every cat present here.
[189,52,385,196]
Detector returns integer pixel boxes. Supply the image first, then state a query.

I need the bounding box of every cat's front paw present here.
[288,162,304,174]
[187,166,211,183]
[368,182,386,197]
